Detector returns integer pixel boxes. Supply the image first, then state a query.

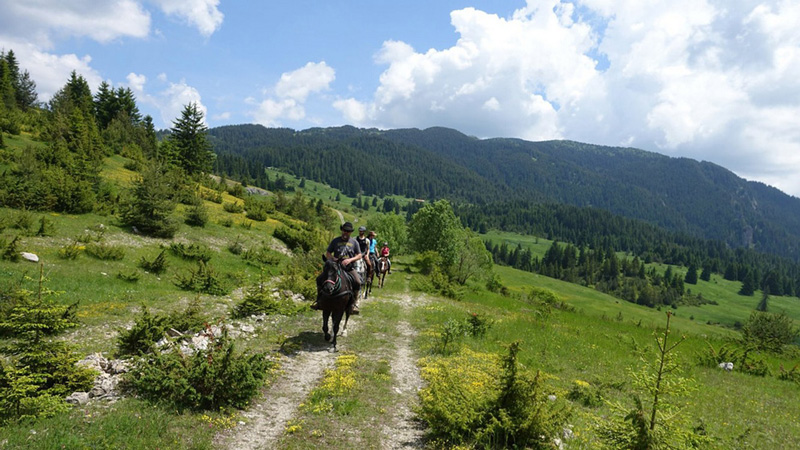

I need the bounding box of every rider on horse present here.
[380,242,392,274]
[313,221,363,314]
[355,225,373,278]
[368,230,378,272]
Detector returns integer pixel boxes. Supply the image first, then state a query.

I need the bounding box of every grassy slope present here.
[410,264,800,448]
[2,145,799,447]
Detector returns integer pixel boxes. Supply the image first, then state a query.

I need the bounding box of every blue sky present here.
[3,0,800,198]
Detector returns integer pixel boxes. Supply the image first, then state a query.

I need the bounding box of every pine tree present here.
[739,270,756,296]
[700,266,711,282]
[169,103,214,176]
[684,263,698,284]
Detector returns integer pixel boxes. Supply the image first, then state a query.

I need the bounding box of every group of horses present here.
[317,255,390,350]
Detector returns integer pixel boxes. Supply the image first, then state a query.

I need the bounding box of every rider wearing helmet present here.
[380,241,392,274]
[313,221,362,314]
[355,225,373,275]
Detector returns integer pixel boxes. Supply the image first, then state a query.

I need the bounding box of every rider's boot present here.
[310,293,321,310]
[351,292,360,315]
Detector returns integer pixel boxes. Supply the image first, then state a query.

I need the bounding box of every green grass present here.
[406,264,800,448]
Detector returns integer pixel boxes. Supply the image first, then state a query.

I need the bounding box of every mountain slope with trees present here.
[210,124,800,260]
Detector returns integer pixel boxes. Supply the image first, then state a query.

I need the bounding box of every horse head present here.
[321,259,341,297]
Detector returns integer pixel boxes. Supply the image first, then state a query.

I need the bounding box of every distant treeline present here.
[466,201,800,301]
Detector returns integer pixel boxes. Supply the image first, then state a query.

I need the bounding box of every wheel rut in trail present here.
[381,292,428,449]
[216,347,335,450]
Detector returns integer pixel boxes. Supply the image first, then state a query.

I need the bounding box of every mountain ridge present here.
[210,124,800,260]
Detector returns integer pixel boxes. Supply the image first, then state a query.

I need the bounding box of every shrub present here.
[219,217,233,227]
[58,241,84,259]
[169,242,213,262]
[122,327,274,411]
[139,249,169,274]
[566,379,603,407]
[174,261,229,296]
[418,343,569,448]
[184,202,209,227]
[598,312,710,449]
[119,164,180,238]
[116,301,209,357]
[223,201,244,213]
[232,283,303,318]
[274,249,320,303]
[242,243,282,266]
[272,225,320,253]
[35,216,56,237]
[0,268,95,424]
[1,235,21,262]
[199,189,223,204]
[228,236,244,255]
[85,242,126,260]
[116,270,141,282]
[741,311,799,353]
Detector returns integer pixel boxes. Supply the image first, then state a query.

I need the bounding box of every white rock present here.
[66,392,90,405]
[20,252,39,262]
[548,394,557,402]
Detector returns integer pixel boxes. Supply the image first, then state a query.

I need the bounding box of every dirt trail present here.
[381,300,427,448]
[215,347,335,450]
[217,284,428,449]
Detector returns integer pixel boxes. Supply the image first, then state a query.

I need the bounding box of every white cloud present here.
[250,62,336,126]
[126,73,147,92]
[149,0,224,36]
[158,80,207,126]
[275,62,335,102]
[338,0,800,196]
[0,40,104,101]
[333,98,368,123]
[212,111,231,121]
[0,0,150,47]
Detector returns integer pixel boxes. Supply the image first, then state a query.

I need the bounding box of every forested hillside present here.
[210,124,800,260]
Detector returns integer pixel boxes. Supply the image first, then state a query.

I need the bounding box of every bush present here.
[742,311,799,353]
[139,249,168,274]
[58,241,84,259]
[174,261,229,296]
[184,202,209,227]
[116,270,141,282]
[116,301,209,357]
[566,379,603,407]
[242,243,282,266]
[85,242,126,260]
[232,283,303,318]
[1,235,21,262]
[0,272,95,424]
[418,343,569,448]
[122,327,274,411]
[169,242,213,262]
[272,225,320,252]
[118,164,180,238]
[223,201,244,213]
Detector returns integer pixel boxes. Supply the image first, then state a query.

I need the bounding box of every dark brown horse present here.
[317,259,355,351]
[377,256,389,288]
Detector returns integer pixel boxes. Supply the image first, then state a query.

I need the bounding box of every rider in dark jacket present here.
[313,222,363,314]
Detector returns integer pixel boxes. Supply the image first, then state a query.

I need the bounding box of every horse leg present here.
[322,310,331,342]
[331,309,344,351]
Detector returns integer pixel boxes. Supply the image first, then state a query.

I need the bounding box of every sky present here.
[2,0,800,198]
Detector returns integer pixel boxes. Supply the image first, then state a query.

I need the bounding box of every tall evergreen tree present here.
[169,103,214,176]
[684,263,698,284]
